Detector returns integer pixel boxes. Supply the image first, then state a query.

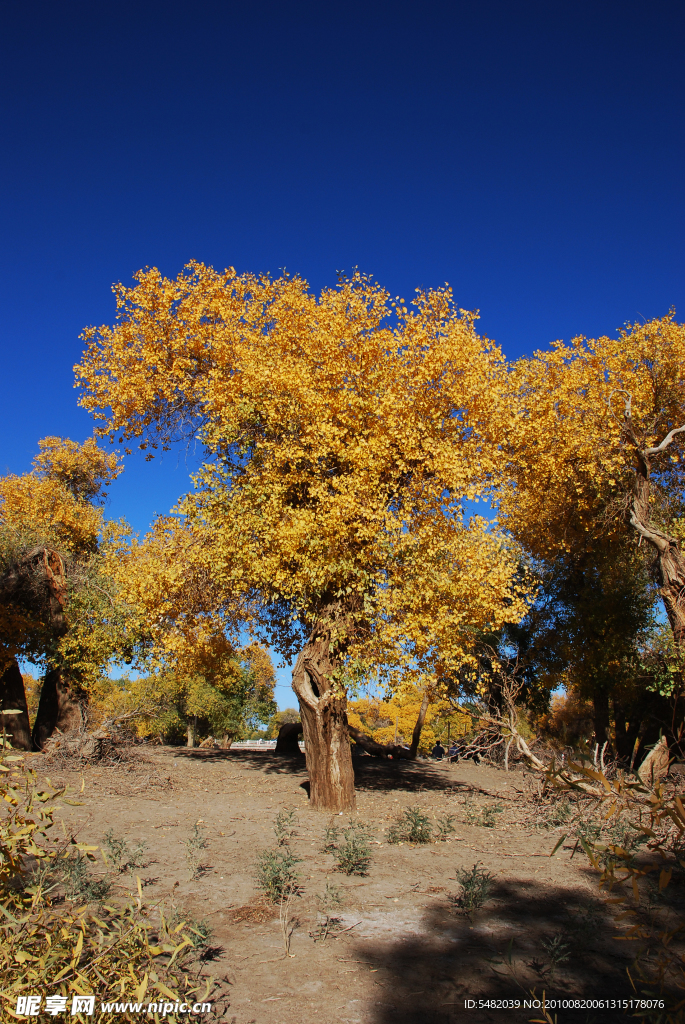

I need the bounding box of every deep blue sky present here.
[2,0,683,705]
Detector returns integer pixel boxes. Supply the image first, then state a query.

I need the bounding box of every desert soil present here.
[35,746,647,1024]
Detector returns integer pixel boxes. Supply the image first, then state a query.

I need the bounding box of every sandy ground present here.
[35,746,650,1024]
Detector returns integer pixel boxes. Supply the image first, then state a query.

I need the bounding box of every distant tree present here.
[97,646,277,747]
[0,437,133,748]
[348,683,470,757]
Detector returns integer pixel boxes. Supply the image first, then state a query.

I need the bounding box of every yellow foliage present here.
[500,313,685,561]
[0,751,221,1020]
[106,515,246,677]
[0,438,125,672]
[76,265,533,691]
[0,436,121,556]
[348,683,470,754]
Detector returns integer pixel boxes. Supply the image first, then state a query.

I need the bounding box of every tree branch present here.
[643,424,685,457]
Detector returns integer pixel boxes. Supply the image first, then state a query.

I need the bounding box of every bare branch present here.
[643,423,685,457]
[607,388,632,419]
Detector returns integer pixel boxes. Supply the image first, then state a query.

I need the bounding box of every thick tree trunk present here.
[186,716,197,748]
[409,690,430,757]
[631,451,685,646]
[291,601,356,812]
[220,732,233,749]
[0,659,32,750]
[274,721,304,755]
[32,668,84,750]
[0,546,68,633]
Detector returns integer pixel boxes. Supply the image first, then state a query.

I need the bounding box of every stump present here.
[274,721,303,755]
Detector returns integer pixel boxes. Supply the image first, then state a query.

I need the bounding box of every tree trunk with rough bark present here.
[187,716,197,748]
[32,668,84,750]
[631,450,685,647]
[291,601,356,812]
[0,659,32,750]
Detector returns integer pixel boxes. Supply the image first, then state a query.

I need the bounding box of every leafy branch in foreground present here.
[0,752,225,1022]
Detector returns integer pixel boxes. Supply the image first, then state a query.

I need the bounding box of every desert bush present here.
[540,933,571,976]
[332,822,373,875]
[311,882,344,941]
[102,828,147,874]
[387,806,433,844]
[0,752,222,1022]
[183,823,208,880]
[451,862,494,916]
[255,848,302,901]
[274,806,298,846]
[435,813,457,840]
[465,798,503,828]
[321,819,341,853]
[57,850,112,903]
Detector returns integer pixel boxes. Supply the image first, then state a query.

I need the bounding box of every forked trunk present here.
[291,601,356,812]
[0,659,32,750]
[32,668,84,750]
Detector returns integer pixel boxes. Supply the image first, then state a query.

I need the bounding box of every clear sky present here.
[1,0,683,707]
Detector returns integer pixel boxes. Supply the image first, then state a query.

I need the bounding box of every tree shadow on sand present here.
[342,876,653,1024]
[166,748,488,796]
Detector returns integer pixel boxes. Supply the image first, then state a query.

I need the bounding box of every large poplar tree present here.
[500,313,685,650]
[76,264,530,809]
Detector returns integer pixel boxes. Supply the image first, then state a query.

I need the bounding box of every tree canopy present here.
[500,313,685,645]
[76,263,533,807]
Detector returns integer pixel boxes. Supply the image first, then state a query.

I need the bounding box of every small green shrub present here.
[387,806,433,844]
[465,799,503,828]
[321,819,341,853]
[102,828,147,873]
[255,848,302,901]
[435,813,457,840]
[312,882,344,941]
[481,803,504,828]
[274,806,298,847]
[541,933,571,975]
[333,823,372,876]
[57,851,111,903]
[452,862,494,915]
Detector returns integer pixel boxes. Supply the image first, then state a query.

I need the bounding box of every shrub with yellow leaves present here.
[0,751,222,1021]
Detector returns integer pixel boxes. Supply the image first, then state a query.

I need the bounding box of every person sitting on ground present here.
[447,741,460,761]
[431,740,446,760]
